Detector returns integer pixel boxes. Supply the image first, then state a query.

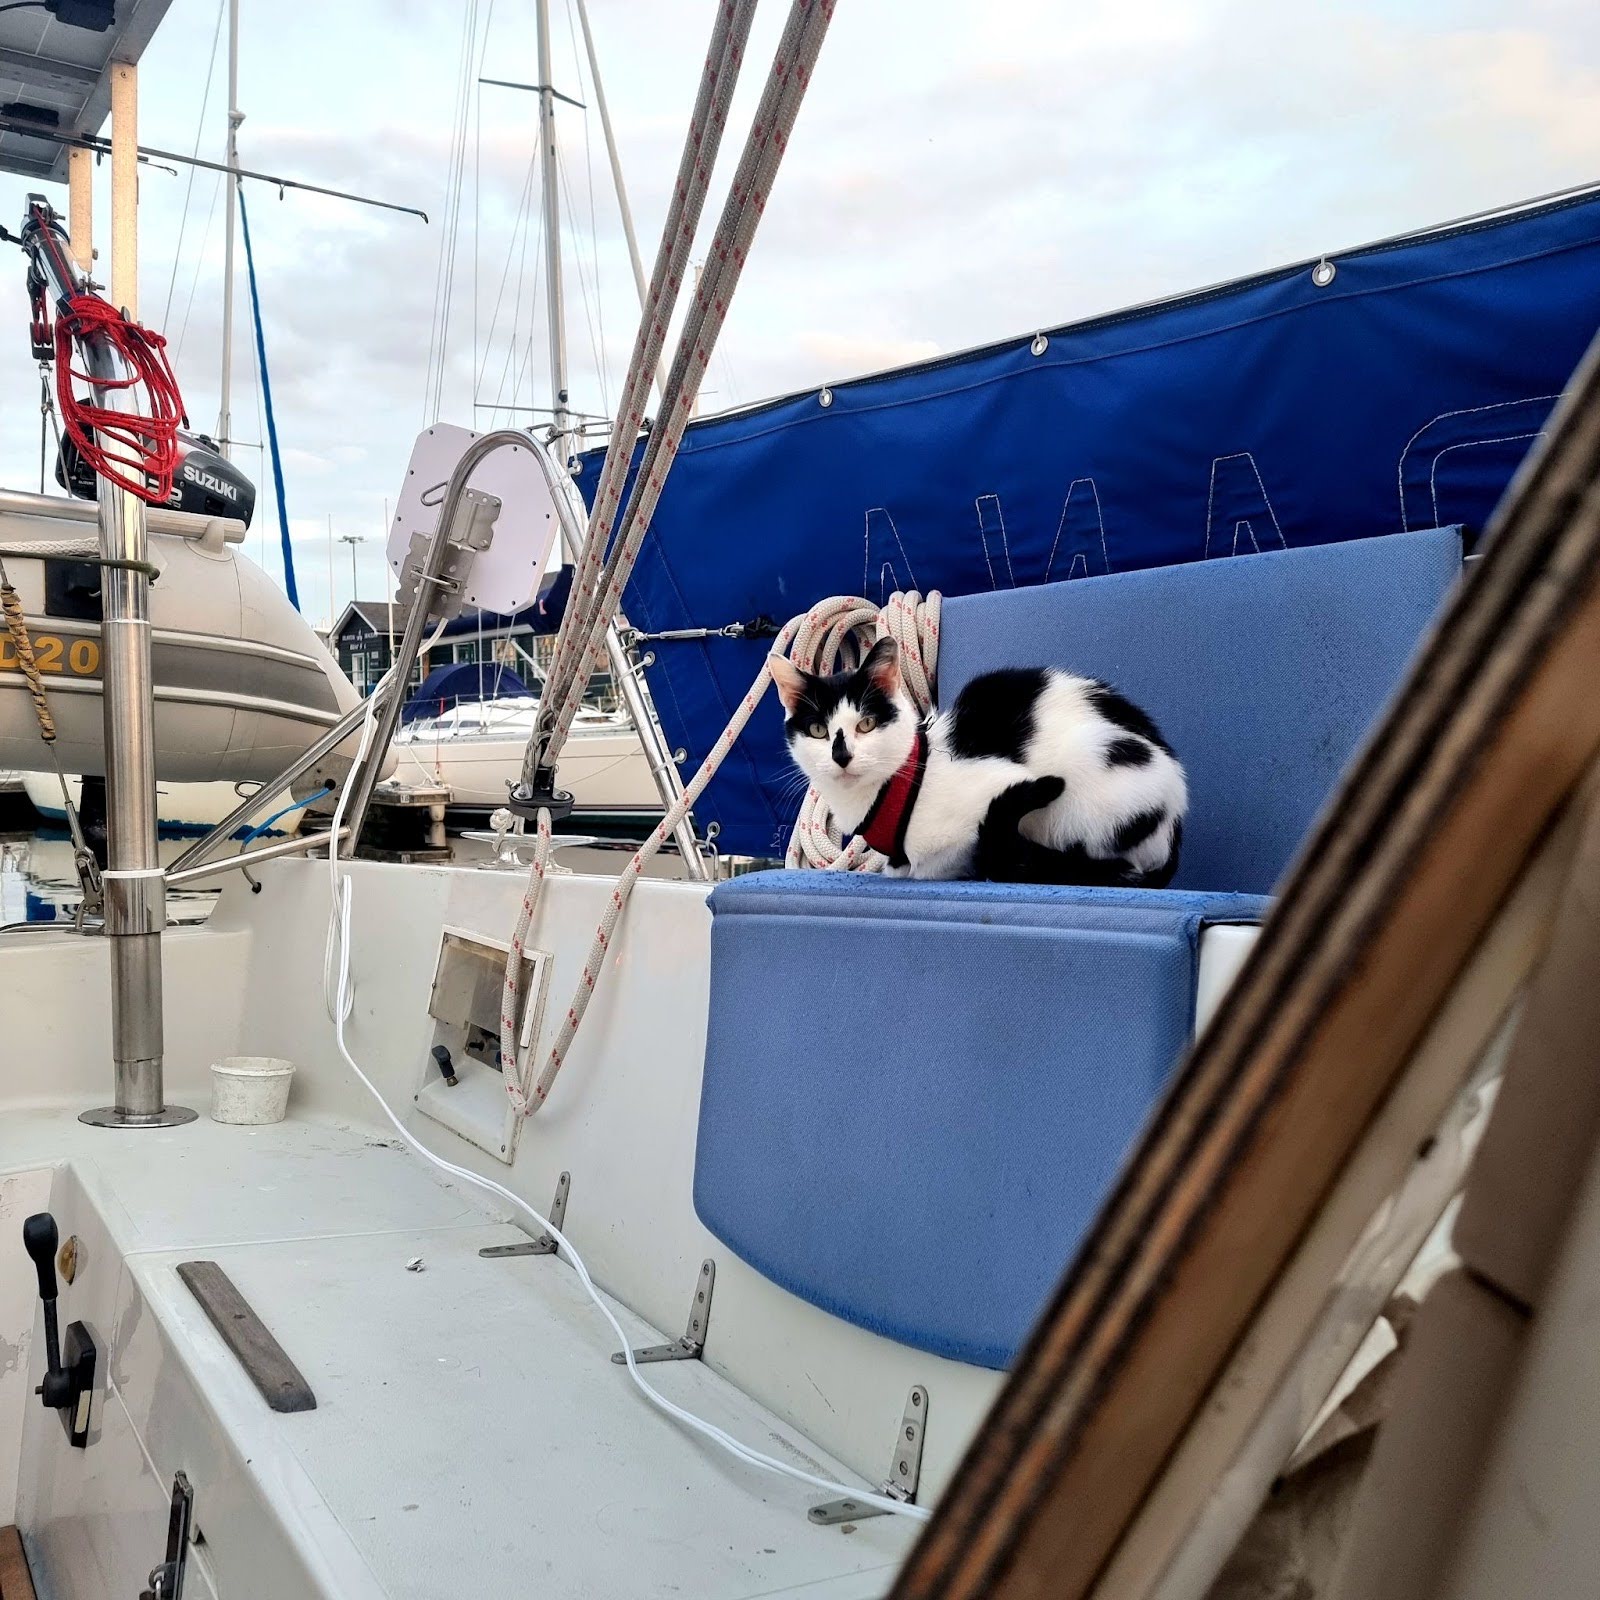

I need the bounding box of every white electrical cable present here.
[321,660,930,1525]
[323,621,452,1024]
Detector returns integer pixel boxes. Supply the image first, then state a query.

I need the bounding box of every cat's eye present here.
[856,715,878,733]
[807,721,828,739]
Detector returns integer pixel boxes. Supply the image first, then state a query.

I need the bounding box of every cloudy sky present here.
[1,0,1597,625]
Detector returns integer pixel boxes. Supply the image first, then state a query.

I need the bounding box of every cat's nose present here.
[831,730,851,768]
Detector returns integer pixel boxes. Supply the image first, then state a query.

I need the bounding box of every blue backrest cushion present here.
[937,526,1463,893]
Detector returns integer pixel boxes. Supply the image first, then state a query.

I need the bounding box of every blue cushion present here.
[938,525,1463,893]
[695,533,1458,1367]
[695,872,1268,1369]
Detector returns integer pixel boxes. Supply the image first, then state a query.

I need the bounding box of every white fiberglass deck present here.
[3,1108,916,1600]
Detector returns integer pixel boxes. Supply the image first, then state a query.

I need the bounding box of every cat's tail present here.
[974,776,1067,882]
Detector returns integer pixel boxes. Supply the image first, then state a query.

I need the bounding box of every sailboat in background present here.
[376,0,671,834]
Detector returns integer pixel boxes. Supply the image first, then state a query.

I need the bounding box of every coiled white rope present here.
[498,589,941,1119]
[784,590,941,871]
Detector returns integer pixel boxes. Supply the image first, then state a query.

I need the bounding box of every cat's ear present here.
[861,636,901,696]
[768,655,811,712]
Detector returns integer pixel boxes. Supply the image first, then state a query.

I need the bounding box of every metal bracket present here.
[479,1172,569,1258]
[809,1385,927,1525]
[140,1469,193,1599]
[507,762,576,823]
[396,486,502,621]
[72,844,103,930]
[612,1258,715,1365]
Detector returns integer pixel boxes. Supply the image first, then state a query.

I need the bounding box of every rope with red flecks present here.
[497,589,940,1119]
[52,294,185,504]
[531,0,754,775]
[497,0,839,1117]
[529,0,834,786]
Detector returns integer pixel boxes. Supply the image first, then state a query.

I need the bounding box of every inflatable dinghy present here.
[0,488,371,788]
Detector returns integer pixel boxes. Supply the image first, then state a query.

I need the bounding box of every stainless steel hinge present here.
[479,1171,570,1258]
[612,1258,715,1364]
[809,1385,927,1525]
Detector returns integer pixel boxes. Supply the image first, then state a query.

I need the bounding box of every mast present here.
[535,0,570,459]
[217,0,241,456]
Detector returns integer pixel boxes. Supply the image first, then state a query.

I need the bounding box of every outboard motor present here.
[57,425,256,526]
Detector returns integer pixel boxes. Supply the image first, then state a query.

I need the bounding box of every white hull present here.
[393,699,661,816]
[20,771,303,838]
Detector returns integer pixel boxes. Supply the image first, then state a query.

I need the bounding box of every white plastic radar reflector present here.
[387,423,560,615]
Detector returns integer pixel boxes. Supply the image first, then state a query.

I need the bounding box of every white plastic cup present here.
[210,1056,295,1125]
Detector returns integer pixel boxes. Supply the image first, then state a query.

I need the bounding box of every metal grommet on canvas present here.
[818,387,833,408]
[1030,333,1049,356]
[1312,258,1337,288]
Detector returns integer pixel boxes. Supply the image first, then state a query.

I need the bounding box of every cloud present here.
[1,0,1597,631]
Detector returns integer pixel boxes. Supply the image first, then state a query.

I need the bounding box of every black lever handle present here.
[23,1212,73,1414]
[24,1212,59,1304]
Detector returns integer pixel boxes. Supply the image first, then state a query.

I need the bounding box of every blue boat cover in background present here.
[402,661,531,723]
[579,190,1600,859]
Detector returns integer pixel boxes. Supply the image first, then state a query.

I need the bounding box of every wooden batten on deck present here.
[890,324,1600,1600]
[0,1527,36,1600]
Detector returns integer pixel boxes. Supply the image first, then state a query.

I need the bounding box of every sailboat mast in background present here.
[535,0,570,462]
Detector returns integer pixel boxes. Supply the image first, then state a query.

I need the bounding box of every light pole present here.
[338,534,366,606]
[336,533,367,689]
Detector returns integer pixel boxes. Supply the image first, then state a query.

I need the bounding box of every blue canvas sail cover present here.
[579,188,1600,859]
[401,661,531,724]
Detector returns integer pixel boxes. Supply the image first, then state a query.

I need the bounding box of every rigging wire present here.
[471,150,539,399]
[488,171,547,427]
[471,0,498,416]
[500,212,548,426]
[421,7,470,417]
[434,0,486,420]
[173,170,224,362]
[252,291,270,573]
[161,0,227,332]
[555,139,610,420]
[478,156,543,426]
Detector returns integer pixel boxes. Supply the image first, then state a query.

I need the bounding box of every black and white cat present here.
[770,638,1187,886]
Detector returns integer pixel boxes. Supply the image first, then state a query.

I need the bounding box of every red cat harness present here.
[855,725,930,868]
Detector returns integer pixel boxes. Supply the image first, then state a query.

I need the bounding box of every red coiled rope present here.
[51,294,185,504]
